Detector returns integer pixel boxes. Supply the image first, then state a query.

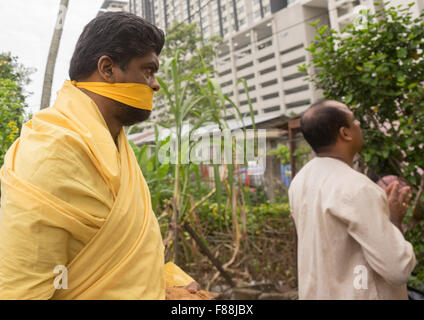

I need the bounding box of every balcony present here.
[300,0,328,8]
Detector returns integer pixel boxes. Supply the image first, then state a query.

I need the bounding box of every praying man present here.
[0,12,198,299]
[288,100,416,299]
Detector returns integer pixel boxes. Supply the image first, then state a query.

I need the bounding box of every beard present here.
[116,102,152,126]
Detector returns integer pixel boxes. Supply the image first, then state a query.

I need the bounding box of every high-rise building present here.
[128,0,423,132]
[98,0,129,16]
[327,0,423,32]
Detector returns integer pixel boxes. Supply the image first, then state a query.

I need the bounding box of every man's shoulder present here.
[289,157,379,196]
[14,111,92,180]
[23,108,87,152]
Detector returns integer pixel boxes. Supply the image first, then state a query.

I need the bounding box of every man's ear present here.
[97,55,116,82]
[339,126,353,142]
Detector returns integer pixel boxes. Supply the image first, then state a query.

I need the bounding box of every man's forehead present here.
[134,52,159,65]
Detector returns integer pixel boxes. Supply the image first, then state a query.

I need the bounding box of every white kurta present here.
[288,157,416,300]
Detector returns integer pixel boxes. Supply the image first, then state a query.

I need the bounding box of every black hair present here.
[69,12,165,81]
[300,100,350,153]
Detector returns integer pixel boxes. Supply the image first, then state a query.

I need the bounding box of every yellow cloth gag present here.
[70,80,153,111]
[0,80,164,299]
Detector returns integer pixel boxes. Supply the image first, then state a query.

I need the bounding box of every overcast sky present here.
[0,0,104,115]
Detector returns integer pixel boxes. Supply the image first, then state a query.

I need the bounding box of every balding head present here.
[301,100,352,153]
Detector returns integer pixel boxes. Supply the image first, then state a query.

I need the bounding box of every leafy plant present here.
[0,53,33,167]
[267,144,290,165]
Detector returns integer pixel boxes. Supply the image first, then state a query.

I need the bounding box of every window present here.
[257,39,273,50]
[286,99,311,109]
[259,66,276,75]
[240,98,257,106]
[218,50,230,58]
[258,53,275,63]
[221,80,233,88]
[219,69,232,77]
[280,43,304,56]
[238,85,256,94]
[262,92,279,100]
[283,72,306,81]
[237,61,253,71]
[239,73,255,80]
[261,79,278,88]
[284,85,309,96]
[242,110,258,117]
[281,56,306,68]
[264,105,280,113]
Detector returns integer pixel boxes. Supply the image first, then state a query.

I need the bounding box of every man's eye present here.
[146,68,155,77]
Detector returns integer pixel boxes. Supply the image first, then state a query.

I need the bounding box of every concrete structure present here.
[326,0,424,32]
[98,0,129,16]
[127,0,423,133]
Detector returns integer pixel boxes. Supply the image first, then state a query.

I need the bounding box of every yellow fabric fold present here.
[0,80,165,299]
[70,80,153,111]
[164,262,195,287]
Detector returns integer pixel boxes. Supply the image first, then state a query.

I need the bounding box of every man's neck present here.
[79,88,122,149]
[316,150,354,167]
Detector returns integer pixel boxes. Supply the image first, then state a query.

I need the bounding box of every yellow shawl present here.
[0,80,166,299]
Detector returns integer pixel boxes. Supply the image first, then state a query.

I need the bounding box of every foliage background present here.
[0,52,33,167]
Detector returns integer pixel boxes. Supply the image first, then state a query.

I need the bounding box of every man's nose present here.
[150,76,160,92]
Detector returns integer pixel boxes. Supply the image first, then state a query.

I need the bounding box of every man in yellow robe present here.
[0,12,195,299]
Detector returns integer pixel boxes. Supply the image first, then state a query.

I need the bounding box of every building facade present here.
[327,0,424,32]
[98,0,129,16]
[128,0,423,132]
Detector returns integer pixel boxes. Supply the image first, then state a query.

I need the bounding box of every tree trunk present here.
[40,0,69,109]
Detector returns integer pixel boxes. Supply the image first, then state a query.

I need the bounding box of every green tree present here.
[0,53,32,166]
[267,144,290,165]
[301,1,424,289]
[162,21,222,73]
